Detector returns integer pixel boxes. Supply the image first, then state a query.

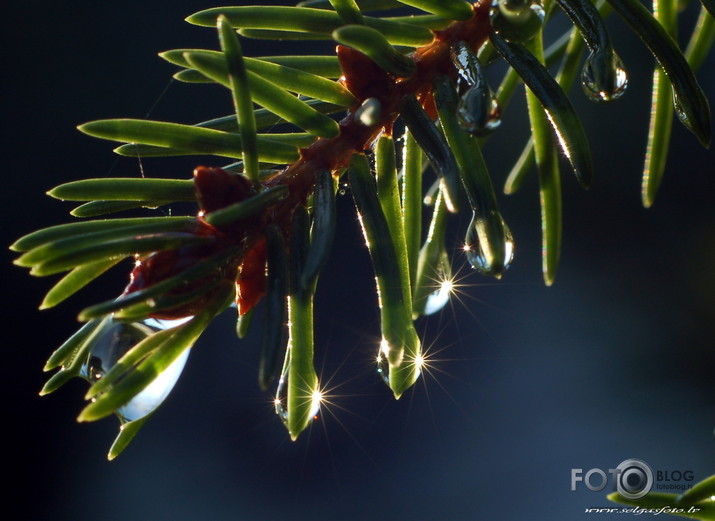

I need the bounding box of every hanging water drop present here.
[309,389,322,420]
[581,51,628,102]
[672,92,694,132]
[463,213,515,277]
[489,0,545,43]
[449,41,502,136]
[376,338,390,385]
[273,359,321,426]
[412,353,424,380]
[338,181,349,197]
[424,282,452,316]
[81,316,192,423]
[457,90,502,136]
[423,180,440,206]
[423,252,453,316]
[274,365,289,426]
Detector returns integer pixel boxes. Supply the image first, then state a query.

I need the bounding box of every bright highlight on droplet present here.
[119,350,190,421]
[379,338,390,355]
[309,388,323,418]
[504,239,515,267]
[144,316,192,330]
[376,342,390,384]
[581,51,628,103]
[311,389,323,404]
[274,373,288,423]
[424,278,454,315]
[414,353,424,370]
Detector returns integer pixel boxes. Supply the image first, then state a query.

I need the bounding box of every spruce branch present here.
[12,0,715,458]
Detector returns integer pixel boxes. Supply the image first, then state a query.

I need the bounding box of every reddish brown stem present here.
[132,1,494,318]
[265,0,493,219]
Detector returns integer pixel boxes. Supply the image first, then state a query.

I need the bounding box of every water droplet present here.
[376,339,390,385]
[274,367,289,426]
[490,0,545,43]
[581,51,628,103]
[338,181,349,197]
[356,97,382,126]
[273,362,321,428]
[673,94,688,125]
[423,180,440,206]
[457,88,502,136]
[451,43,477,85]
[424,282,451,315]
[498,0,534,10]
[449,42,502,136]
[378,328,423,398]
[672,92,701,138]
[144,317,193,330]
[309,389,322,419]
[463,213,515,277]
[81,316,192,422]
[423,253,453,315]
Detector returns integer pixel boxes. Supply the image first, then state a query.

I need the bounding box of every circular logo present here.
[616,459,654,500]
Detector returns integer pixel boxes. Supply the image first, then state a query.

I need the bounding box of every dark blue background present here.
[4,1,715,519]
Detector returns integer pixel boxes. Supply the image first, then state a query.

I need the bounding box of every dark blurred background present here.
[4,1,715,520]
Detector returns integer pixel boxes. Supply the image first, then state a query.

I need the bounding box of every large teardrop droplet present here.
[81,316,192,423]
[581,51,628,103]
[463,214,515,277]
